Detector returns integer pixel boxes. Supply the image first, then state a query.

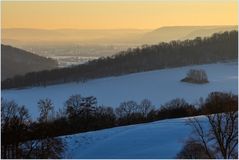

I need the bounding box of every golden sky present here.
[1,0,238,29]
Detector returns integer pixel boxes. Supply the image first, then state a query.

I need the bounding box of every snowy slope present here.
[2,61,237,118]
[63,116,208,159]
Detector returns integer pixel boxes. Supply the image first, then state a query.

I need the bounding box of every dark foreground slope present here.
[2,31,237,89]
[1,44,58,80]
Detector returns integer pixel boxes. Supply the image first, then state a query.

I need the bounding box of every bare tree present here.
[159,98,196,119]
[187,111,238,159]
[1,99,64,159]
[37,98,54,122]
[35,98,65,158]
[1,99,31,159]
[115,101,138,119]
[139,99,155,117]
[65,94,83,118]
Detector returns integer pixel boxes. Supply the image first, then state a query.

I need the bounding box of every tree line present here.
[1,98,64,159]
[2,31,238,89]
[1,91,237,158]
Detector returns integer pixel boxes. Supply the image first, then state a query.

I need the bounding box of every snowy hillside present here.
[63,116,207,159]
[2,61,237,118]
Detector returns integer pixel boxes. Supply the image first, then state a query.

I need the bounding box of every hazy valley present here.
[2,25,237,68]
[1,1,238,158]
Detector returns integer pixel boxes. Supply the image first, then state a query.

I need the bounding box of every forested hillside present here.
[2,31,237,89]
[1,45,58,80]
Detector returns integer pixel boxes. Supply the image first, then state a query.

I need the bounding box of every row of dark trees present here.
[1,92,238,158]
[1,99,64,159]
[2,31,238,89]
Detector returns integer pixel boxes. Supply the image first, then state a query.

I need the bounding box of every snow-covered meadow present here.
[63,116,208,159]
[1,61,237,118]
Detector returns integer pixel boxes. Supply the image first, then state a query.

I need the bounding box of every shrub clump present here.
[181,69,209,84]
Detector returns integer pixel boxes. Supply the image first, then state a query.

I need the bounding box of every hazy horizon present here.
[2,1,237,30]
[2,24,238,30]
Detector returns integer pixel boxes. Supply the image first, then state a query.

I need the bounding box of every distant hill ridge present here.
[142,25,238,44]
[2,25,237,45]
[1,44,58,80]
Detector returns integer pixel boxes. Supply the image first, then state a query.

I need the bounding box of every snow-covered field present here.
[1,61,237,158]
[63,116,208,159]
[1,61,237,118]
